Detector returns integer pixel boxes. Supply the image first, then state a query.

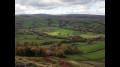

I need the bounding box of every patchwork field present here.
[15,15,105,67]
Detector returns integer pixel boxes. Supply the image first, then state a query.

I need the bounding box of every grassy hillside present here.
[15,15,105,34]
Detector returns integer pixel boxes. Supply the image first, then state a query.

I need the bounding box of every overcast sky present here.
[15,0,105,15]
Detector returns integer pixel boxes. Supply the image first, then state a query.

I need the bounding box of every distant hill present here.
[55,14,105,18]
[15,14,105,34]
[16,14,52,17]
[16,14,105,18]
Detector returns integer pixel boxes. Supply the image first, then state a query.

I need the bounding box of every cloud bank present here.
[15,0,105,15]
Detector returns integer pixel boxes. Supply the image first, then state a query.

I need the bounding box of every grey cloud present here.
[60,0,95,4]
[15,0,99,9]
[60,0,105,5]
[15,0,105,9]
[15,0,105,15]
[16,0,60,9]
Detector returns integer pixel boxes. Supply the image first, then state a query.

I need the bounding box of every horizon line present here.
[15,13,105,16]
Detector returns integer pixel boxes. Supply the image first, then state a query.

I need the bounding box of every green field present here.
[34,27,104,38]
[66,41,105,61]
[34,27,80,37]
[82,49,105,59]
[66,55,88,60]
[78,41,105,52]
[79,32,105,38]
[15,34,65,44]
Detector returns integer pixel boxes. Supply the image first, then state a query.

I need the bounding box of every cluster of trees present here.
[68,36,86,42]
[15,42,83,58]
[16,30,35,35]
[16,41,38,46]
[58,20,70,28]
[15,46,48,57]
[47,18,52,26]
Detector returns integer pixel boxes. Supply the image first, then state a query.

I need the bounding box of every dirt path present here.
[23,58,55,67]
